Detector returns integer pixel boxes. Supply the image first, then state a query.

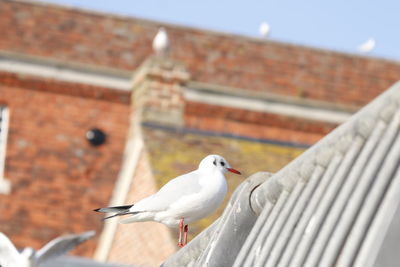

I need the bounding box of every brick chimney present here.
[95,56,186,265]
[131,56,190,127]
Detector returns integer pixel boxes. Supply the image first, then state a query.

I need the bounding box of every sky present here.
[42,0,400,61]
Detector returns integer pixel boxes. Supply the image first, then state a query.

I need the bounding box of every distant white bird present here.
[259,22,271,37]
[152,27,170,56]
[357,38,376,53]
[0,231,95,267]
[95,154,241,247]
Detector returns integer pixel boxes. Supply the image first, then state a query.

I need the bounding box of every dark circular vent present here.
[86,128,107,146]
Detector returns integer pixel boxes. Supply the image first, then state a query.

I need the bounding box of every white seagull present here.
[0,231,95,267]
[94,154,241,247]
[0,232,29,267]
[152,27,170,56]
[259,21,271,38]
[357,38,376,53]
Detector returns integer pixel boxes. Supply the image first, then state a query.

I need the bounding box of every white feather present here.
[259,22,271,37]
[0,233,30,267]
[152,27,170,56]
[357,38,376,53]
[0,231,94,267]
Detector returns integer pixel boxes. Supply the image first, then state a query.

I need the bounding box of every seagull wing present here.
[134,170,203,212]
[152,28,169,55]
[358,38,375,53]
[0,232,29,267]
[32,230,95,265]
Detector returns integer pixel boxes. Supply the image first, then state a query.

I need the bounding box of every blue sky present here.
[42,0,400,61]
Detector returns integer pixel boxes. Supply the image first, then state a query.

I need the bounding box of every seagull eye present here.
[221,161,225,166]
[213,160,217,166]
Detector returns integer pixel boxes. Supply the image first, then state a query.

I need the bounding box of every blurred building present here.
[0,0,399,266]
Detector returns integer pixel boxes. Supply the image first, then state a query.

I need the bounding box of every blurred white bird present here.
[259,22,271,37]
[152,27,170,56]
[0,232,29,267]
[95,154,241,247]
[0,231,95,267]
[357,38,376,53]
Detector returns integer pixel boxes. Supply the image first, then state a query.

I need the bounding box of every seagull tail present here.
[94,204,137,221]
[93,204,133,213]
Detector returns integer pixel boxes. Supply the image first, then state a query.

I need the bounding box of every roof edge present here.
[0,51,132,91]
[9,0,400,65]
[187,81,359,113]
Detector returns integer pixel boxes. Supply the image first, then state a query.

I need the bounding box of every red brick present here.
[0,78,130,257]
[0,1,398,107]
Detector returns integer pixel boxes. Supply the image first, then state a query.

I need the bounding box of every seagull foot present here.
[183,225,188,246]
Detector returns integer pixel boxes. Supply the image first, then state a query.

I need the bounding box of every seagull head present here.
[199,155,241,175]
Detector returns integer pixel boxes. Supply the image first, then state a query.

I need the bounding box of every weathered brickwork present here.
[0,72,131,104]
[0,0,399,107]
[133,57,189,127]
[0,73,130,256]
[185,101,337,145]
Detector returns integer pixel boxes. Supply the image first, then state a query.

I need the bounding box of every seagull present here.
[94,154,241,247]
[0,232,29,267]
[357,38,376,53]
[259,21,271,38]
[0,231,95,267]
[152,27,170,56]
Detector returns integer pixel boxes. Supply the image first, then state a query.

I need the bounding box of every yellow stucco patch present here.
[142,127,305,240]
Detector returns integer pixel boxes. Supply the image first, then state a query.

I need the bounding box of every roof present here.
[161,81,400,267]
[0,70,130,104]
[1,0,399,106]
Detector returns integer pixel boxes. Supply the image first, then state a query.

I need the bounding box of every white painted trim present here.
[94,113,144,261]
[0,107,11,194]
[184,88,353,124]
[0,53,353,125]
[0,57,132,91]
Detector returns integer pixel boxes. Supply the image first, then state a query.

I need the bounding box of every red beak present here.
[227,168,241,175]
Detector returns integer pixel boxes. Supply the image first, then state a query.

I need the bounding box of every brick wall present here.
[133,57,189,127]
[184,101,337,145]
[0,72,130,256]
[0,72,131,104]
[0,0,399,107]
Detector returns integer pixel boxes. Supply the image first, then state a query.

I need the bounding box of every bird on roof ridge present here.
[357,38,376,54]
[259,21,271,38]
[94,154,241,247]
[152,27,170,57]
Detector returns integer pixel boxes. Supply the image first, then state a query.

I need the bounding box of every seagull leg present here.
[178,218,185,247]
[183,224,189,246]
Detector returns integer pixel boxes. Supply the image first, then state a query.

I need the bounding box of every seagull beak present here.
[227,168,241,175]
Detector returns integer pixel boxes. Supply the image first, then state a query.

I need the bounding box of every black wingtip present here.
[93,208,101,212]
